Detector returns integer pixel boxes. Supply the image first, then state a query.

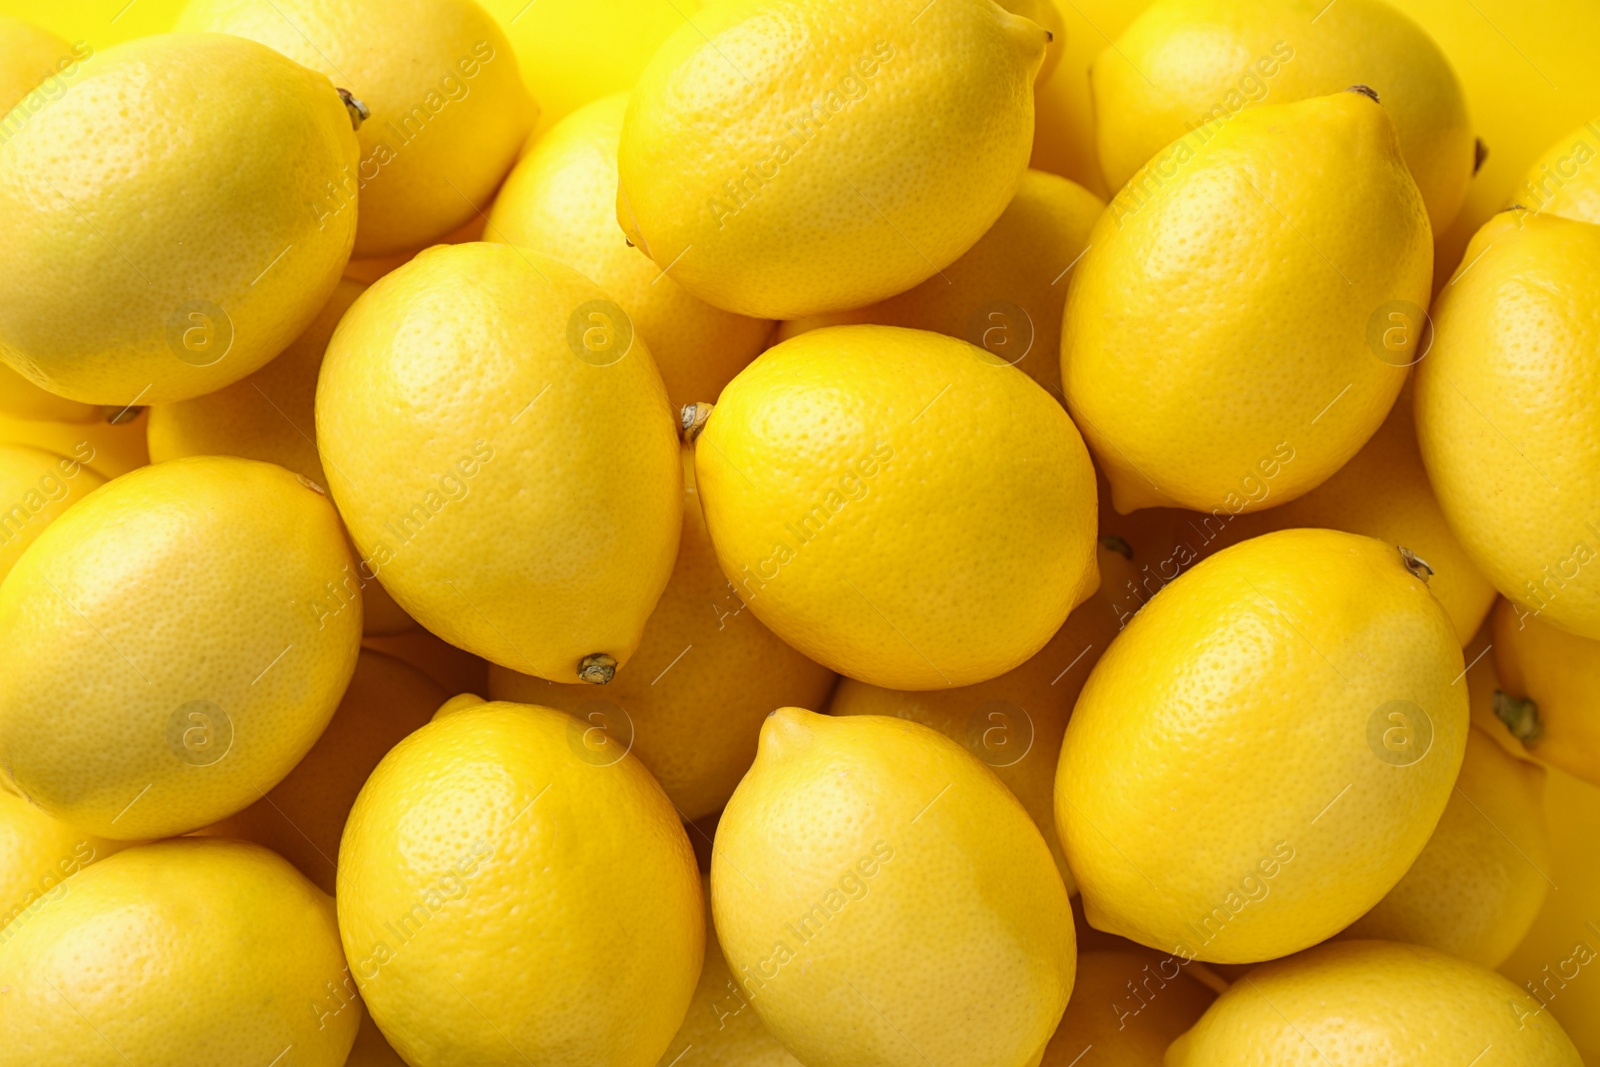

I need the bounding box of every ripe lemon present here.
[1415,210,1600,639]
[317,242,683,682]
[1094,0,1473,236]
[1038,948,1214,1065]
[0,409,149,478]
[0,790,125,932]
[0,33,358,405]
[337,699,703,1067]
[177,0,535,259]
[778,169,1104,401]
[0,442,104,582]
[488,448,834,821]
[713,708,1075,1067]
[486,92,772,408]
[615,0,1048,318]
[1167,940,1583,1064]
[1063,91,1431,514]
[1514,118,1600,222]
[206,650,445,894]
[1028,0,1146,196]
[694,325,1098,690]
[0,455,361,839]
[1493,597,1600,786]
[1340,725,1550,967]
[1057,528,1467,963]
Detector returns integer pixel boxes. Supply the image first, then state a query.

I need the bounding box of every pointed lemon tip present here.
[433,693,486,721]
[760,706,824,759]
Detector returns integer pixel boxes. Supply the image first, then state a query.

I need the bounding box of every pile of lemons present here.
[1,0,1599,1064]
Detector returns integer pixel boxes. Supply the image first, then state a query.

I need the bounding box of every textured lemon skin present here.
[1038,949,1213,1066]
[0,838,358,1067]
[177,0,534,258]
[697,325,1098,690]
[1341,725,1550,967]
[779,169,1104,401]
[1094,0,1472,236]
[1515,118,1600,222]
[0,409,149,478]
[1168,940,1583,1065]
[616,0,1047,319]
[0,442,104,582]
[1416,212,1600,639]
[1058,529,1467,964]
[1494,597,1600,787]
[0,33,357,405]
[713,709,1076,1067]
[489,448,834,821]
[0,790,126,932]
[0,364,98,422]
[487,93,772,409]
[337,700,703,1067]
[0,456,361,839]
[316,242,683,681]
[1063,92,1431,514]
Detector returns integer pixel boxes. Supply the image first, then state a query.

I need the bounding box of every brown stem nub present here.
[103,405,145,425]
[1493,690,1543,744]
[1398,546,1433,583]
[1474,137,1489,176]
[1099,534,1133,560]
[338,88,370,130]
[1344,84,1381,105]
[680,402,713,443]
[578,653,617,685]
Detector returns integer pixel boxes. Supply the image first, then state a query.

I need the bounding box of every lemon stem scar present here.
[1099,534,1133,560]
[680,402,713,443]
[1492,689,1543,745]
[1344,84,1381,105]
[338,88,370,130]
[578,653,617,685]
[1398,546,1433,583]
[1474,137,1489,175]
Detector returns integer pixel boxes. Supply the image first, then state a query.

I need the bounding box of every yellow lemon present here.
[0,409,149,478]
[1093,0,1473,236]
[1058,528,1467,964]
[1514,118,1600,222]
[1415,210,1600,639]
[713,708,1075,1067]
[486,92,772,409]
[1167,940,1583,1065]
[1063,90,1431,514]
[489,448,834,821]
[1340,725,1550,967]
[615,0,1048,318]
[0,33,358,405]
[337,699,703,1067]
[0,790,125,932]
[362,626,489,697]
[0,442,104,583]
[1029,0,1148,196]
[0,456,361,839]
[694,325,1098,690]
[778,169,1104,401]
[1493,597,1600,786]
[0,364,99,423]
[177,0,535,259]
[0,14,70,111]
[1038,948,1214,1066]
[207,650,445,895]
[0,838,358,1066]
[317,242,683,682]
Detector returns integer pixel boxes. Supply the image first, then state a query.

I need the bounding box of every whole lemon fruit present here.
[0,409,148,478]
[1093,0,1473,236]
[1064,89,1432,515]
[0,442,104,582]
[713,708,1076,1067]
[1415,210,1600,639]
[0,838,359,1066]
[1493,597,1600,786]
[1038,948,1214,1066]
[487,92,772,409]
[778,169,1105,401]
[1340,724,1550,967]
[0,455,361,839]
[489,448,835,821]
[1057,528,1467,963]
[0,33,358,405]
[316,242,683,682]
[1167,939,1583,1064]
[337,699,703,1067]
[177,0,535,259]
[615,0,1049,319]
[694,324,1099,690]
[0,790,126,933]
[1513,117,1600,222]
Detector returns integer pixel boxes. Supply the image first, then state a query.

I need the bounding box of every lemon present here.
[317,242,683,682]
[0,32,358,405]
[713,708,1075,1067]
[337,699,703,1067]
[1515,118,1600,222]
[1094,0,1473,236]
[0,408,149,478]
[1058,529,1467,964]
[778,169,1104,401]
[0,838,359,1067]
[488,448,834,821]
[1167,939,1582,1065]
[615,0,1048,318]
[1340,725,1550,967]
[362,626,490,697]
[0,442,104,582]
[1415,210,1600,639]
[206,650,445,894]
[486,93,772,409]
[0,790,125,932]
[0,14,68,111]
[1028,0,1146,196]
[177,0,535,259]
[694,325,1098,690]
[0,365,99,423]
[1499,766,1600,1059]
[1493,597,1600,786]
[1038,948,1214,1066]
[0,455,361,839]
